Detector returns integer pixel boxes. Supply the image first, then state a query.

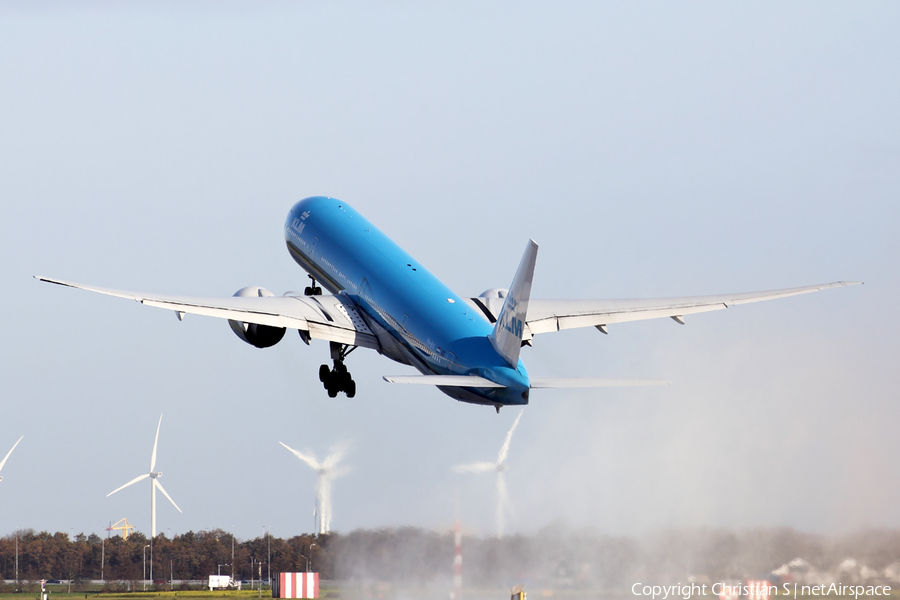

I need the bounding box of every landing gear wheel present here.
[320,341,359,398]
[305,275,323,296]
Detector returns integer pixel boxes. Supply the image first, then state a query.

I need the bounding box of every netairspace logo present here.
[631,583,893,600]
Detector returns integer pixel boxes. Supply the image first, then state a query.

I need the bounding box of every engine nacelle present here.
[228,286,286,348]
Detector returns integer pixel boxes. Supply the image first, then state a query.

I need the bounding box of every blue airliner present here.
[38,197,860,411]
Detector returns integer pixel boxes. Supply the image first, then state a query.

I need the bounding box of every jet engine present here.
[227,286,286,348]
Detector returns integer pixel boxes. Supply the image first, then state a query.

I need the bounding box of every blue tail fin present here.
[489,240,538,368]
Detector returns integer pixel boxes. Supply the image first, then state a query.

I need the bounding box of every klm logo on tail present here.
[500,296,524,338]
[504,316,524,339]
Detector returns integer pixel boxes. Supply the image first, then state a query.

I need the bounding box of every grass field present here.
[0,589,623,600]
[0,588,895,600]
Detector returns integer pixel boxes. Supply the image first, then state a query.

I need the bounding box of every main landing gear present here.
[320,341,356,398]
[304,275,322,296]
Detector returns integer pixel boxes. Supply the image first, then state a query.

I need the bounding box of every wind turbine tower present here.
[107,415,182,537]
[453,409,524,537]
[279,442,349,534]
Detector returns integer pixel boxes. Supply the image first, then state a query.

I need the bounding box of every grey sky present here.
[1,2,897,541]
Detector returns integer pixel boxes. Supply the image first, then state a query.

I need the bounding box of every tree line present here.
[0,529,331,586]
[2,527,900,590]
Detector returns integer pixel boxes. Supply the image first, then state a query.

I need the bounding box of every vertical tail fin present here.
[489,240,538,367]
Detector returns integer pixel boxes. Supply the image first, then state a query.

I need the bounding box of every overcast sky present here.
[1,2,898,542]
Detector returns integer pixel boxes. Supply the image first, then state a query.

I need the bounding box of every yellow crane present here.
[107,518,135,540]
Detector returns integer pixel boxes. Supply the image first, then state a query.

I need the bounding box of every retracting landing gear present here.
[319,341,357,398]
[304,274,322,296]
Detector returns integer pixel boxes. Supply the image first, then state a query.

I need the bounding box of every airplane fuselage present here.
[284,197,530,406]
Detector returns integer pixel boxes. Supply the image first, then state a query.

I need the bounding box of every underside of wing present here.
[471,281,861,337]
[35,276,379,349]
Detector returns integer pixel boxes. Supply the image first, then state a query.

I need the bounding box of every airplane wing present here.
[469,281,861,337]
[35,276,379,349]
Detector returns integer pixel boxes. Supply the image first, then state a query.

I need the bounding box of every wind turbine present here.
[107,415,181,537]
[453,409,524,537]
[0,436,23,481]
[279,442,349,534]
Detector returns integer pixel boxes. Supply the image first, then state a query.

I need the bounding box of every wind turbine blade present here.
[279,441,321,470]
[0,435,24,473]
[107,473,150,497]
[150,415,163,472]
[154,480,183,513]
[496,471,509,538]
[322,443,349,471]
[496,409,524,464]
[452,461,497,474]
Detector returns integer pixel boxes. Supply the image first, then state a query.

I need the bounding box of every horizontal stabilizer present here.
[383,375,505,388]
[529,378,670,388]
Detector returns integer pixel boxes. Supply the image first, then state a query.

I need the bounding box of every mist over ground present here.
[332,527,900,589]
